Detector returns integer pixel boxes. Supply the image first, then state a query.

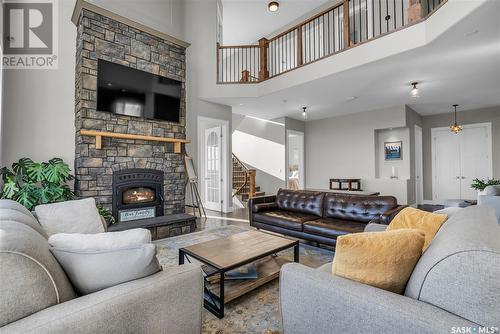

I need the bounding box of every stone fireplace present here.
[73,6,188,224]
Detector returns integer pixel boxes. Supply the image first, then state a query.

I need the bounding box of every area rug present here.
[155,226,334,334]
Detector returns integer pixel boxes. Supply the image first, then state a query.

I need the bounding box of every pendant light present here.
[450,104,462,134]
[301,107,307,120]
[268,1,279,12]
[410,82,419,98]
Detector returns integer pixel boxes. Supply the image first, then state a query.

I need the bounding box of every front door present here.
[204,126,222,211]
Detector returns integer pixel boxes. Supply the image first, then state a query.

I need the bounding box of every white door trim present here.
[286,129,305,189]
[197,116,230,213]
[414,125,423,205]
[431,122,492,203]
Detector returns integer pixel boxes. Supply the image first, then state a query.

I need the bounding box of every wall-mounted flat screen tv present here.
[97,59,181,123]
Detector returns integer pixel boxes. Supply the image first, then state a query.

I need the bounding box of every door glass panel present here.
[287,132,304,190]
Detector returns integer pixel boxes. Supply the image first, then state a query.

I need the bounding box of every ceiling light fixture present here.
[301,106,308,120]
[268,1,279,12]
[410,82,419,98]
[450,104,462,134]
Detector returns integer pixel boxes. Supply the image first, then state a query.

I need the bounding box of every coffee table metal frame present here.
[179,239,299,318]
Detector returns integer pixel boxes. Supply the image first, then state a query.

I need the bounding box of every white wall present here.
[90,0,185,40]
[232,114,286,195]
[305,106,413,204]
[2,0,77,167]
[184,0,233,211]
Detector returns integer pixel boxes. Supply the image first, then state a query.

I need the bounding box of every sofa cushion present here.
[0,221,76,327]
[387,207,448,251]
[48,229,152,251]
[35,198,105,236]
[332,229,425,294]
[303,218,366,238]
[0,208,47,238]
[253,210,318,231]
[276,189,324,217]
[323,194,397,223]
[50,243,161,295]
[405,206,500,326]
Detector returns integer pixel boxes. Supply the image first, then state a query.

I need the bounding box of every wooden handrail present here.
[80,130,190,154]
[217,0,447,84]
[232,154,256,198]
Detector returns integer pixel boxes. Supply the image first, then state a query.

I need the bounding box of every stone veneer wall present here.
[74,9,187,215]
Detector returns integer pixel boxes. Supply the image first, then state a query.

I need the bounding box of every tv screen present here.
[97,59,181,123]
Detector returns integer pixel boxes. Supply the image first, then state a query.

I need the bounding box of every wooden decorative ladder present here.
[232,154,265,201]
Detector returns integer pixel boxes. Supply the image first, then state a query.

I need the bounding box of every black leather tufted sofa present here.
[249,189,406,246]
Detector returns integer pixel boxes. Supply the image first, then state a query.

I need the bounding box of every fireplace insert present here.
[112,169,164,223]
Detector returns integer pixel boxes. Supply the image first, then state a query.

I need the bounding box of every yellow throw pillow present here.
[387,207,447,251]
[332,229,424,294]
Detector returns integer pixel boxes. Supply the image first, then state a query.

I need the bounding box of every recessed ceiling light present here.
[268,1,279,12]
[345,96,358,101]
[239,103,244,106]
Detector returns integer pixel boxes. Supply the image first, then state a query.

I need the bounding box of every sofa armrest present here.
[280,263,474,334]
[477,195,500,222]
[252,202,278,213]
[2,264,203,334]
[376,205,407,224]
[248,195,277,223]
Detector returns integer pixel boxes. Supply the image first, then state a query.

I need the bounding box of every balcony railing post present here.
[408,0,423,23]
[297,27,303,66]
[258,38,269,80]
[342,0,350,48]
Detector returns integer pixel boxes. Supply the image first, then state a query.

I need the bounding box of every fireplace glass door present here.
[122,187,156,205]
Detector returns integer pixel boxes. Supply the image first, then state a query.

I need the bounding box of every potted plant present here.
[471,178,500,195]
[1,158,115,224]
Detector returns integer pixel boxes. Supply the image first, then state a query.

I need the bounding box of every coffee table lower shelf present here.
[179,242,298,318]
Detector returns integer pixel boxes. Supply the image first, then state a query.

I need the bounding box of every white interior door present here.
[204,126,222,211]
[432,128,461,203]
[415,125,423,204]
[459,124,492,200]
[432,123,492,203]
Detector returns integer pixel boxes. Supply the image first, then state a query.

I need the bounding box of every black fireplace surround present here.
[112,169,164,223]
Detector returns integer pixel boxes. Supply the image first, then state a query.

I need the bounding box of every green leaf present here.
[1,176,19,199]
[0,167,14,182]
[12,158,33,178]
[44,158,72,183]
[27,162,45,182]
[15,183,38,210]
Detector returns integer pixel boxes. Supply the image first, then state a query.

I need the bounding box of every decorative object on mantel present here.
[329,178,362,191]
[79,130,190,154]
[384,141,402,160]
[449,104,463,134]
[184,155,206,218]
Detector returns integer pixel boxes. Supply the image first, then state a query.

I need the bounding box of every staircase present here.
[232,154,265,203]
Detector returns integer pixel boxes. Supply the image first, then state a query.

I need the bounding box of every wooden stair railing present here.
[217,0,447,84]
[232,154,259,199]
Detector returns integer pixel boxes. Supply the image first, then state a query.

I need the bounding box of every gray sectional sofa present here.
[280,205,500,334]
[0,199,203,334]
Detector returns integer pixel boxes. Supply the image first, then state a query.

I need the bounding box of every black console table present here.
[108,213,197,240]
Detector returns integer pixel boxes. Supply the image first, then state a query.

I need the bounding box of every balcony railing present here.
[217,0,446,84]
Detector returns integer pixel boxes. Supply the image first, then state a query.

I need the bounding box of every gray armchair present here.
[280,206,500,334]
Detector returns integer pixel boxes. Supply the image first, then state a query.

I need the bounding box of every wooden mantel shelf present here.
[80,130,190,154]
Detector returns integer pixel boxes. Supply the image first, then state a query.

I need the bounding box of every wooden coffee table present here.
[178,230,299,318]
